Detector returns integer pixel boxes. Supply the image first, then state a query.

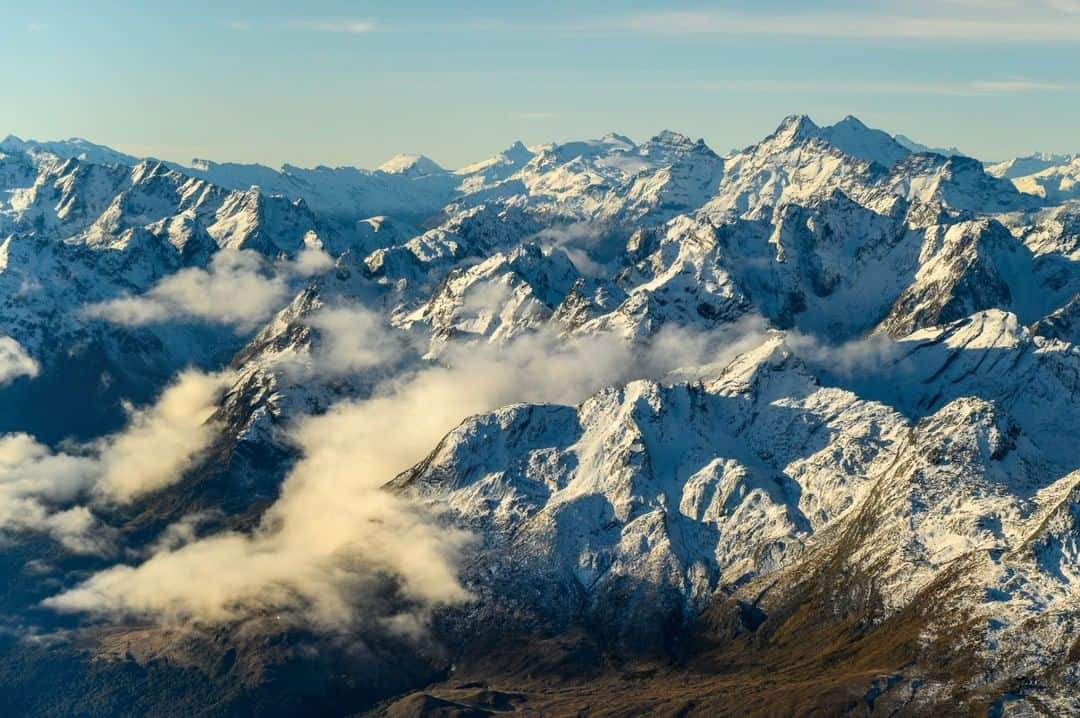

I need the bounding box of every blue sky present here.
[3,0,1080,168]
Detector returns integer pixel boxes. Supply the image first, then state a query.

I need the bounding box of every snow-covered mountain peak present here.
[642,129,699,152]
[705,332,804,392]
[753,114,911,169]
[599,131,636,148]
[819,115,911,168]
[769,113,821,145]
[0,134,25,151]
[0,134,139,166]
[376,152,445,176]
[483,139,534,167]
[835,114,864,127]
[1001,154,1080,202]
[986,152,1079,180]
[454,141,536,187]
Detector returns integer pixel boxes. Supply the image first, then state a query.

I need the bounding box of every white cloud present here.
[614,8,1080,42]
[292,246,335,277]
[299,20,377,34]
[527,223,609,276]
[0,370,231,553]
[0,337,39,385]
[257,302,407,381]
[94,370,234,503]
[305,304,404,376]
[785,331,904,378]
[83,250,327,331]
[146,511,222,555]
[0,434,103,553]
[968,79,1076,93]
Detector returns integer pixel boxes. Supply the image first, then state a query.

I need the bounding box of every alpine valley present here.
[1,115,1079,717]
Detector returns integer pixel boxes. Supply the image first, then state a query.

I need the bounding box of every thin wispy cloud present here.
[25,23,46,32]
[515,112,562,120]
[614,9,1080,42]
[297,19,377,34]
[226,18,376,34]
[367,5,1080,43]
[1047,0,1080,12]
[676,78,1077,97]
[917,0,1078,9]
[969,79,1077,92]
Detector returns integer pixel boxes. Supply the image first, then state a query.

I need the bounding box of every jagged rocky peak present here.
[599,131,636,147]
[1032,293,1080,344]
[767,113,821,146]
[0,134,27,152]
[129,158,179,184]
[641,129,710,154]
[454,140,536,183]
[499,140,533,162]
[756,113,912,168]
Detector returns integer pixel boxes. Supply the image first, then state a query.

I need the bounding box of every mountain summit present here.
[375,152,445,176]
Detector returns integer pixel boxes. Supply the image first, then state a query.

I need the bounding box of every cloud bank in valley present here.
[93,369,234,503]
[0,370,231,554]
[305,304,406,376]
[83,248,333,331]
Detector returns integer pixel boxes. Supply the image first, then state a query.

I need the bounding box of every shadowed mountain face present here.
[0,116,1079,716]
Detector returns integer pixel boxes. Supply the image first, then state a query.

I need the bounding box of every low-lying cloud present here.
[84,248,333,331]
[528,223,609,276]
[305,304,405,376]
[250,301,408,382]
[94,370,234,503]
[0,370,231,554]
[785,330,904,377]
[0,337,39,385]
[0,434,103,553]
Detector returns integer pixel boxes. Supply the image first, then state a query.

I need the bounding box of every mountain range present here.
[0,114,1078,716]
